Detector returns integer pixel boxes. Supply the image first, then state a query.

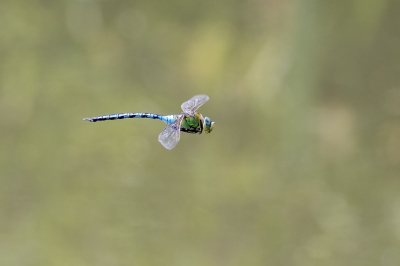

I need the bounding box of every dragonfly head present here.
[203,117,215,134]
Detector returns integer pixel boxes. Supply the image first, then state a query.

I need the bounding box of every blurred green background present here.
[1,0,400,265]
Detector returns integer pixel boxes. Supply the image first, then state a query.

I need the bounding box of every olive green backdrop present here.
[1,0,400,265]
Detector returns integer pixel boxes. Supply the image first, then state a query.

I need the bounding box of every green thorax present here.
[180,113,203,134]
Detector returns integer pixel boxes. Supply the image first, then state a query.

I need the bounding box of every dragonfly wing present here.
[158,116,182,150]
[181,95,209,115]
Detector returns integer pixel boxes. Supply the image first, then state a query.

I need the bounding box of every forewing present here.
[158,117,182,150]
[181,95,209,115]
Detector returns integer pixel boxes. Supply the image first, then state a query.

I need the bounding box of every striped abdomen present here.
[84,112,163,122]
[83,113,177,125]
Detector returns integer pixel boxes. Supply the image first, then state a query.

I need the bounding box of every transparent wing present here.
[181,95,209,115]
[158,116,183,150]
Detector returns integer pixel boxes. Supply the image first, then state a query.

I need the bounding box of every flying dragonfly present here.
[83,94,215,150]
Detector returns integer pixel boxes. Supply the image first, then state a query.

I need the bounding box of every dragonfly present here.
[83,94,215,150]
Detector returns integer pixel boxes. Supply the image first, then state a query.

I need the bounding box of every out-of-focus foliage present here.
[1,0,400,265]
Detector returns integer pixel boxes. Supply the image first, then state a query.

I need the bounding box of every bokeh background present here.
[1,0,400,265]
